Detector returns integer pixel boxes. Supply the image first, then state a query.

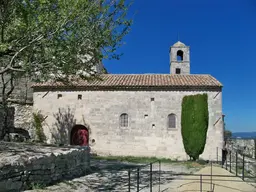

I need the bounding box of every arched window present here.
[120,113,128,127]
[177,50,183,61]
[168,114,176,128]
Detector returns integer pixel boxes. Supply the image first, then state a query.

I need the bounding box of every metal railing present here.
[125,156,256,192]
[227,138,256,160]
[127,160,161,192]
[216,147,256,182]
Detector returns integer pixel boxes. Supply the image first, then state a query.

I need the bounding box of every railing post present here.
[200,174,202,192]
[229,151,232,172]
[150,163,152,192]
[128,169,131,192]
[254,139,256,160]
[242,154,245,181]
[210,161,212,191]
[137,168,140,192]
[235,152,238,176]
[158,160,161,192]
[225,151,228,170]
[221,149,223,168]
[217,147,218,164]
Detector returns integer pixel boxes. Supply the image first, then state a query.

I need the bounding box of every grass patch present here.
[92,155,175,164]
[29,182,46,190]
[185,161,206,169]
[92,155,207,170]
[237,167,253,177]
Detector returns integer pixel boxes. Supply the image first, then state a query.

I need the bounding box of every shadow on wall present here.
[0,107,31,141]
[52,107,76,145]
[0,107,15,133]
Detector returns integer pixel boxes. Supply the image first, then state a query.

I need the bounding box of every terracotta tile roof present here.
[32,74,222,89]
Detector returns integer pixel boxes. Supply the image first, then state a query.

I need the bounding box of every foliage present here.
[224,130,232,140]
[196,159,208,165]
[0,0,133,139]
[181,94,209,160]
[93,155,206,170]
[29,182,46,190]
[32,111,46,143]
[93,155,173,163]
[102,66,108,74]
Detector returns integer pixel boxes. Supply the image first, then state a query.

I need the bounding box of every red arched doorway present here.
[70,125,89,146]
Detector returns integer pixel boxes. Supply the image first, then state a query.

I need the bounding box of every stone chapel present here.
[32,41,224,160]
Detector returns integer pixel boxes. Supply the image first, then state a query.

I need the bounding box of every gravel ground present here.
[25,159,203,192]
[3,142,254,191]
[25,158,255,192]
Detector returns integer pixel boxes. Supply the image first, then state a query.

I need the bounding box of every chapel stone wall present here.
[33,88,224,161]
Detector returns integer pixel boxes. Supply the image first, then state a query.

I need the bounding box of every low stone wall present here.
[227,139,255,159]
[0,142,90,191]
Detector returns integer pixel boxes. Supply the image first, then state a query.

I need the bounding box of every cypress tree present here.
[181,94,209,160]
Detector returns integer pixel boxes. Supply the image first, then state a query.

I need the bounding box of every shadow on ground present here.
[38,158,179,192]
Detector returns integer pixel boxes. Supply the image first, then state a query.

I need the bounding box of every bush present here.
[224,130,232,140]
[33,111,46,143]
[181,94,209,160]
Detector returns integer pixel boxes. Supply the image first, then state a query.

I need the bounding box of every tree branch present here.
[9,35,44,66]
[6,72,14,97]
[0,98,33,105]
[0,66,25,74]
[1,73,6,101]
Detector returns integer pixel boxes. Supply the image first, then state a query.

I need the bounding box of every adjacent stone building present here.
[0,75,33,138]
[32,41,224,160]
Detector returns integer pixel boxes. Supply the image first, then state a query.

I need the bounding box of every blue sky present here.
[103,0,256,133]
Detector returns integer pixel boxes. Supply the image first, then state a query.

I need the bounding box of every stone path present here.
[164,166,256,192]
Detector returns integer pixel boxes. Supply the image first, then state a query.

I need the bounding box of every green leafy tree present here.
[181,94,209,160]
[0,0,132,139]
[224,130,232,140]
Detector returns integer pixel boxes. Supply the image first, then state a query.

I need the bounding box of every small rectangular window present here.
[57,94,62,99]
[176,68,181,74]
[78,94,82,100]
[120,113,128,127]
[151,98,155,101]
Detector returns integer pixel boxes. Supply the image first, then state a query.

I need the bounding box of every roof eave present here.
[32,85,222,90]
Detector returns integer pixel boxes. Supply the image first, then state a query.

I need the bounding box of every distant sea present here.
[232,132,256,139]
